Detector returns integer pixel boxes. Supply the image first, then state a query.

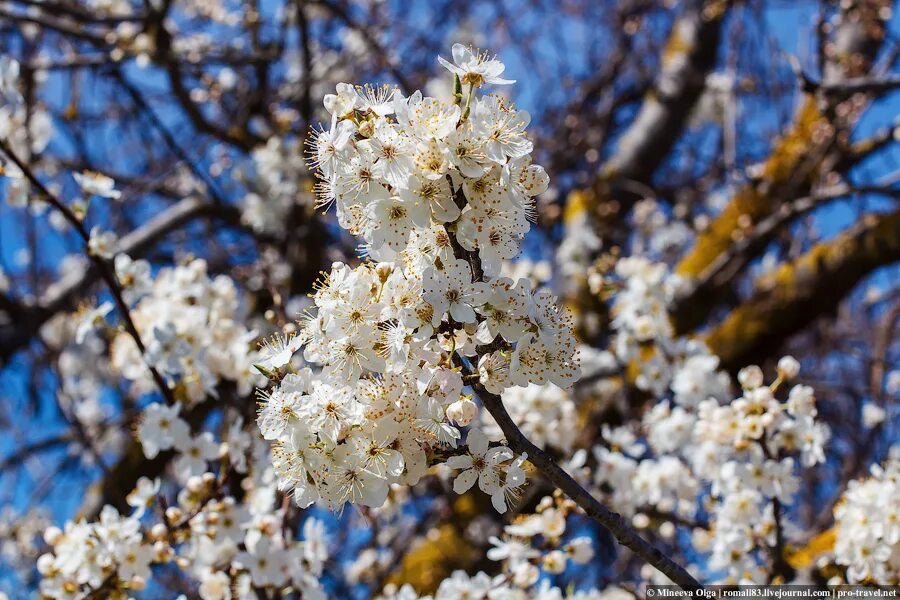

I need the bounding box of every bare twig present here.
[0,138,176,405]
[459,360,702,589]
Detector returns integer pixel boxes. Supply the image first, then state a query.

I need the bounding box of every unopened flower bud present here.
[36,553,55,575]
[187,476,205,493]
[543,550,567,574]
[446,398,477,426]
[150,523,168,541]
[566,537,595,564]
[358,119,375,138]
[375,263,393,283]
[862,402,886,428]
[129,575,147,591]
[659,521,676,539]
[259,515,279,534]
[738,365,764,390]
[165,507,183,523]
[43,526,63,546]
[511,561,539,587]
[777,355,800,380]
[692,528,712,552]
[154,540,172,561]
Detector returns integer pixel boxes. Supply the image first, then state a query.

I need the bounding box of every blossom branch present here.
[441,133,701,590]
[448,236,703,587]
[461,364,702,589]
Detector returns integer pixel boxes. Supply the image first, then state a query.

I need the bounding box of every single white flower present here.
[438,43,515,87]
[75,301,113,344]
[73,170,121,199]
[446,427,512,494]
[256,332,303,371]
[137,403,190,459]
[88,226,118,259]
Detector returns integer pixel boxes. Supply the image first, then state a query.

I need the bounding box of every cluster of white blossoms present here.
[254,44,580,514]
[568,257,834,582]
[104,257,264,403]
[592,356,830,581]
[240,136,311,234]
[0,57,53,210]
[485,494,595,583]
[40,405,329,599]
[38,506,155,597]
[481,383,579,454]
[606,256,730,402]
[377,494,614,600]
[833,448,899,583]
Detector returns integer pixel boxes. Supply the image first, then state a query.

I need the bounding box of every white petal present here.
[451,43,470,65]
[446,455,474,469]
[491,492,508,513]
[438,56,462,75]
[467,427,489,456]
[453,469,478,494]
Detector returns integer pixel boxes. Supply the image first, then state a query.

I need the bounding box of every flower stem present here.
[462,82,475,121]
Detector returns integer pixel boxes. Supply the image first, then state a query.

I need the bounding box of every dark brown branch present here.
[459,361,702,589]
[707,207,900,371]
[672,182,900,332]
[0,191,243,367]
[446,164,700,588]
[808,73,900,97]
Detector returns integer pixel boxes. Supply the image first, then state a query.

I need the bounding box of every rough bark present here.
[706,208,900,371]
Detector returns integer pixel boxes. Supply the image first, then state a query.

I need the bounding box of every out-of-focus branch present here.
[671,181,900,330]
[807,73,900,96]
[0,138,176,404]
[462,365,701,589]
[0,196,244,366]
[0,433,74,473]
[706,208,900,371]
[597,0,729,196]
[5,0,144,24]
[149,10,265,153]
[563,0,730,337]
[454,184,699,589]
[383,493,489,592]
[0,7,111,45]
[564,0,729,221]
[79,400,214,518]
[674,1,891,328]
[674,97,835,280]
[312,0,412,93]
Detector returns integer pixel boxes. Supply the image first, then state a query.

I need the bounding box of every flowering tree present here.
[0,1,898,599]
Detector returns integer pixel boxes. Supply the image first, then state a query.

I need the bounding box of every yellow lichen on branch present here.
[676,96,828,279]
[786,527,837,570]
[706,208,900,370]
[385,492,486,593]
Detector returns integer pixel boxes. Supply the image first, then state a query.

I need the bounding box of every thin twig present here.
[0,138,176,405]
[458,359,702,589]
